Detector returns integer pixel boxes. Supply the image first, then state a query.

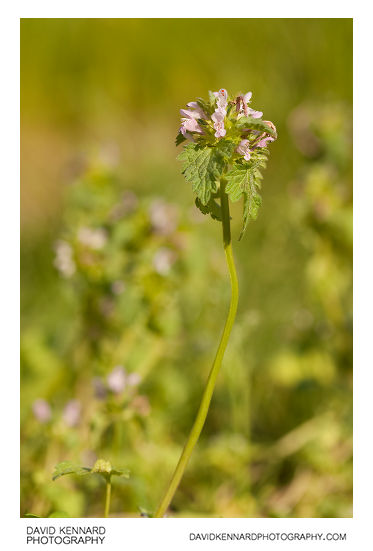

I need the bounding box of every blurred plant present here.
[52,459,130,518]
[154,88,277,517]
[21,155,204,517]
[246,101,352,518]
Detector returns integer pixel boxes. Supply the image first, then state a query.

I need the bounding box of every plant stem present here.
[154,181,239,518]
[104,477,111,518]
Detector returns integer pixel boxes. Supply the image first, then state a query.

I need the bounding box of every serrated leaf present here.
[178,141,236,205]
[236,116,277,138]
[52,461,91,481]
[225,152,268,239]
[216,139,236,161]
[240,191,262,240]
[195,197,222,221]
[225,167,248,202]
[178,144,224,205]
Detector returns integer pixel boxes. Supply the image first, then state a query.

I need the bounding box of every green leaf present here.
[208,90,217,108]
[52,461,91,481]
[240,191,262,240]
[236,117,277,138]
[216,139,236,160]
[225,151,268,239]
[195,197,222,221]
[48,511,70,518]
[196,98,212,116]
[25,513,41,518]
[175,132,186,146]
[178,144,221,205]
[178,140,236,205]
[110,468,130,478]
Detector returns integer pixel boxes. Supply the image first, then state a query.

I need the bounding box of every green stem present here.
[104,477,111,518]
[154,181,239,518]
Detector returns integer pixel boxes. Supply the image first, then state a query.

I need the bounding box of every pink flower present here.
[237,91,263,119]
[186,102,206,119]
[253,121,277,148]
[127,372,142,387]
[256,136,275,148]
[180,116,203,137]
[213,89,228,113]
[179,103,206,137]
[107,365,127,394]
[248,108,263,119]
[211,109,226,138]
[62,399,81,427]
[32,399,52,423]
[236,139,252,161]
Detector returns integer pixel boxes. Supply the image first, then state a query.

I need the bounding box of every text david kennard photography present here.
[26,526,106,545]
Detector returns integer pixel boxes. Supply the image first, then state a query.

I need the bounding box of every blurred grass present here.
[21,18,352,518]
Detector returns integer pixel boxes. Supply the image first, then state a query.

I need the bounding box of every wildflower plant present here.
[155,89,277,517]
[53,459,130,518]
[177,88,277,239]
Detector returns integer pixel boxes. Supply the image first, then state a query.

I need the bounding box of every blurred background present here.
[20,18,352,518]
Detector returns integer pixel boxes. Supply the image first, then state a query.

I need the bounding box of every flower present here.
[256,136,275,148]
[62,399,81,427]
[77,227,107,250]
[92,377,107,400]
[179,105,205,137]
[236,139,252,161]
[253,121,277,148]
[186,101,206,119]
[126,372,142,387]
[236,91,263,119]
[211,109,226,138]
[153,247,177,275]
[32,399,52,423]
[54,240,75,278]
[92,458,112,474]
[107,365,127,394]
[214,89,228,113]
[149,199,179,236]
[211,89,229,138]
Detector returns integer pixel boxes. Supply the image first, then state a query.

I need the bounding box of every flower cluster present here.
[178,87,277,163]
[177,88,277,238]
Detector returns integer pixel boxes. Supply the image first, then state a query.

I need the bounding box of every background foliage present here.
[21,18,352,518]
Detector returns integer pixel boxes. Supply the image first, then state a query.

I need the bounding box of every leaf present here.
[236,116,277,138]
[175,132,186,146]
[110,468,130,478]
[178,141,236,205]
[216,139,236,161]
[225,151,268,239]
[240,190,262,240]
[208,90,217,108]
[52,461,91,481]
[48,511,70,518]
[195,197,222,221]
[25,513,41,518]
[196,98,212,117]
[178,145,220,205]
